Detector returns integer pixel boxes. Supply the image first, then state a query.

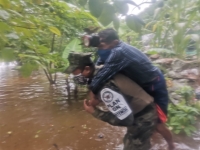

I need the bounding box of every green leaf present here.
[88,0,104,18]
[169,117,177,124]
[8,9,23,17]
[14,28,33,37]
[0,0,10,9]
[98,3,115,26]
[169,122,180,126]
[126,15,145,33]
[49,26,61,36]
[18,54,40,60]
[113,16,120,31]
[0,22,9,32]
[62,38,82,59]
[19,62,38,77]
[34,60,48,70]
[113,1,129,15]
[187,125,197,132]
[0,48,15,62]
[174,130,181,134]
[184,128,191,136]
[36,45,50,54]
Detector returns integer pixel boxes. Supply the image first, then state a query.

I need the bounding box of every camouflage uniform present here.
[65,52,93,73]
[93,80,157,150]
[65,52,158,150]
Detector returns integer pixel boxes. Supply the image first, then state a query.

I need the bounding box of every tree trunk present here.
[66,77,71,99]
[43,69,55,84]
[74,85,78,100]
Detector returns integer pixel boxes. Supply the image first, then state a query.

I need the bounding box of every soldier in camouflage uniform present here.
[65,52,158,150]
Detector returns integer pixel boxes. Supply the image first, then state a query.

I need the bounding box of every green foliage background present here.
[0,0,98,83]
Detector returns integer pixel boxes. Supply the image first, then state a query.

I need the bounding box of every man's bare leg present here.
[156,123,175,150]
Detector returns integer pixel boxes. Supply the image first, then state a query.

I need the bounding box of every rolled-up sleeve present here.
[89,49,130,94]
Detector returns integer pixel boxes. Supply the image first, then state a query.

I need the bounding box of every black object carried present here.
[83,34,100,47]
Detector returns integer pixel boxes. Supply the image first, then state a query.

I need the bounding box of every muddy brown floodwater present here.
[0,65,200,150]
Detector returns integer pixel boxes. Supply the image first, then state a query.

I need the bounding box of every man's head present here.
[98,28,119,50]
[65,52,95,84]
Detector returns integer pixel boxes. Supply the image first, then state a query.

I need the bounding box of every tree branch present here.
[59,35,63,51]
[50,34,55,53]
[132,1,155,12]
[43,69,51,82]
[49,34,55,79]
[138,1,155,7]
[54,73,56,81]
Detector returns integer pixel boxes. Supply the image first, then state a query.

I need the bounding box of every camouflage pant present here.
[123,104,157,150]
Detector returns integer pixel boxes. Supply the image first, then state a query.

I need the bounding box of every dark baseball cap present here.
[65,52,93,74]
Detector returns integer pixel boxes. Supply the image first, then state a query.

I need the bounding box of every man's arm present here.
[83,100,133,126]
[92,108,134,126]
[89,49,130,95]
[88,91,100,105]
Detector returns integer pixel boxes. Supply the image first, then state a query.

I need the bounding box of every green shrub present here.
[167,103,199,136]
[176,86,194,105]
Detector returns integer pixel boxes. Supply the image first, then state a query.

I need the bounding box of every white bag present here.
[100,88,132,120]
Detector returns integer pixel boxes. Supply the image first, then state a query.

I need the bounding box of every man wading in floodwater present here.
[65,52,158,150]
[82,28,175,150]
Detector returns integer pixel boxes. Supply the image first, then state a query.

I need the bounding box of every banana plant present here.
[144,0,200,58]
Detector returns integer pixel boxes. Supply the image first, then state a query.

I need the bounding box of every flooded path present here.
[0,65,200,150]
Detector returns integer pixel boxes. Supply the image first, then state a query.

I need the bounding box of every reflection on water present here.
[0,64,200,150]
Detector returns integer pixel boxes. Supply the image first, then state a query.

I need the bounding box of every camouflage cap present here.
[65,52,93,74]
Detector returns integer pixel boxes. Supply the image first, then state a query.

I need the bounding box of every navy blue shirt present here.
[89,41,159,95]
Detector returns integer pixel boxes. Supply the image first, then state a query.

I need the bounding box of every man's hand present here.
[88,99,101,107]
[87,90,101,107]
[84,99,95,114]
[89,91,97,100]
